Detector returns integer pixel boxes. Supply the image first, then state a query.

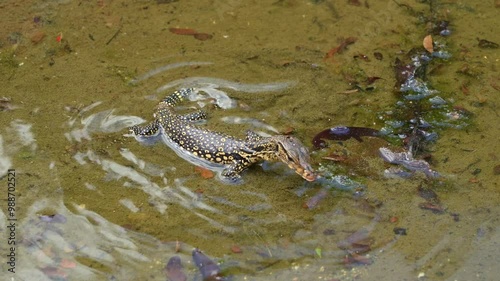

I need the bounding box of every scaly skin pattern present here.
[130,88,316,183]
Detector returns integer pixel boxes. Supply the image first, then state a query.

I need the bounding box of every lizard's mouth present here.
[275,135,317,182]
[287,163,317,181]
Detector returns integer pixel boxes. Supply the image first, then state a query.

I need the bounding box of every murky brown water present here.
[1,0,499,280]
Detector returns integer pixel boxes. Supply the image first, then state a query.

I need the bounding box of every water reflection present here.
[45,80,389,280]
[0,60,495,281]
[8,197,190,280]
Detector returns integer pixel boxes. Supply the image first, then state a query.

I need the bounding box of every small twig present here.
[106,18,123,45]
[106,26,122,45]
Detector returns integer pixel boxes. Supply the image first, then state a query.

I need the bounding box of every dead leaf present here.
[423,35,433,53]
[194,166,214,179]
[193,33,213,41]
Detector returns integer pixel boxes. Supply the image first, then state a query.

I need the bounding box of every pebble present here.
[231,245,243,253]
[31,30,45,44]
[393,227,407,235]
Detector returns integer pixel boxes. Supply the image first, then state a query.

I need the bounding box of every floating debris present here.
[324,37,357,60]
[383,167,413,178]
[418,202,445,214]
[375,38,470,180]
[393,227,407,235]
[316,168,366,193]
[311,164,366,198]
[379,147,440,178]
[312,126,381,148]
[477,38,499,49]
[423,35,433,53]
[430,20,451,36]
[315,246,322,258]
[381,45,467,147]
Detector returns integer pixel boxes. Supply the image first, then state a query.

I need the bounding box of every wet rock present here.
[165,256,187,281]
[192,248,225,280]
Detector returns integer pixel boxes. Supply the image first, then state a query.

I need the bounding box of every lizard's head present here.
[272,135,317,181]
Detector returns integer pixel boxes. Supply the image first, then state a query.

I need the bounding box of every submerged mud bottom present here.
[1,0,496,281]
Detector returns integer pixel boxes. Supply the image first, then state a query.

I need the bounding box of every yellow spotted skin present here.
[130,88,316,182]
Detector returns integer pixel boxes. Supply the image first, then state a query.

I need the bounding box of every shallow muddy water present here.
[0,0,499,280]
